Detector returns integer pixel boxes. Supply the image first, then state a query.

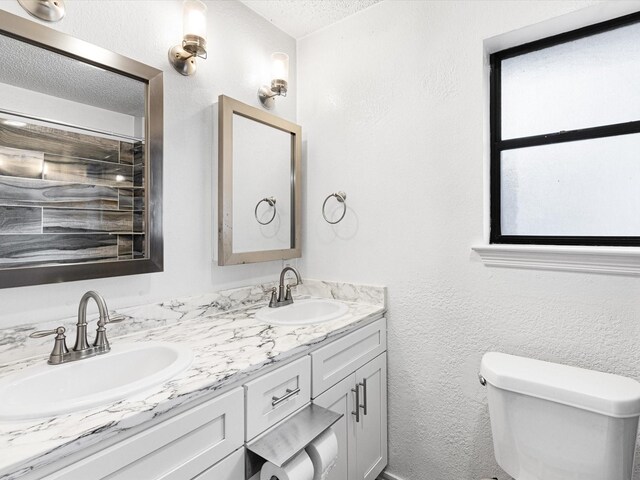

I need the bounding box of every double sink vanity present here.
[0,278,388,480]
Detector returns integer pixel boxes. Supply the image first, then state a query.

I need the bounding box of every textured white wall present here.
[0,0,296,327]
[297,1,640,479]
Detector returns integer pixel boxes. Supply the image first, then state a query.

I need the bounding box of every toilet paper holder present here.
[247,403,342,468]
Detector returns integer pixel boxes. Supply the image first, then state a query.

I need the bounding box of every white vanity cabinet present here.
[312,318,388,480]
[42,388,245,480]
[25,316,386,480]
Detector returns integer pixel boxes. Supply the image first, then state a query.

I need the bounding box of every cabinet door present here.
[356,352,387,480]
[193,447,244,480]
[44,388,244,480]
[311,318,386,398]
[314,373,357,480]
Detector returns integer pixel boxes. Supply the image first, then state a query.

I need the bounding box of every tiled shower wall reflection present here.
[0,122,145,268]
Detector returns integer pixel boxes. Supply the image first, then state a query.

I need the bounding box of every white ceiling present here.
[239,0,382,39]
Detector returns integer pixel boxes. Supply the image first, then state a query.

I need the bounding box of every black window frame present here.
[490,11,640,247]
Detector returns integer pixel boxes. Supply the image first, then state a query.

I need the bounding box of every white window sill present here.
[472,244,640,276]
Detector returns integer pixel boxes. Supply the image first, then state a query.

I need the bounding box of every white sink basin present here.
[0,342,193,421]
[255,299,349,326]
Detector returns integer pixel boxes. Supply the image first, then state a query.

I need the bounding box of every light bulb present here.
[183,0,207,41]
[271,52,289,83]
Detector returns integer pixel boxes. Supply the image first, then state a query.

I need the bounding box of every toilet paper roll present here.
[305,428,339,480]
[260,450,315,480]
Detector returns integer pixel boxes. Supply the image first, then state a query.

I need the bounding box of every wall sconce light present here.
[168,0,207,76]
[258,52,289,110]
[18,0,65,22]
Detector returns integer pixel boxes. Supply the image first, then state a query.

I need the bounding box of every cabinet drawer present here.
[44,388,244,480]
[244,356,311,440]
[193,447,244,480]
[311,318,386,397]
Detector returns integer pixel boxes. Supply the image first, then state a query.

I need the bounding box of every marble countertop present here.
[0,280,386,480]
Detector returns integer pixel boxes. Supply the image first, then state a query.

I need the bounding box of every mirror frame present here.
[0,10,163,288]
[218,95,301,265]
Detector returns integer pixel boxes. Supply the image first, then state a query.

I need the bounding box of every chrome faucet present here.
[29,291,126,365]
[269,267,302,308]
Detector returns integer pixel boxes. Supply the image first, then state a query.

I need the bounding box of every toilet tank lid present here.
[481,352,640,418]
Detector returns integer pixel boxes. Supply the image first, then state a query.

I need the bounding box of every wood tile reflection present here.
[43,209,133,233]
[119,189,133,210]
[133,234,145,259]
[0,123,120,162]
[134,189,145,211]
[0,234,117,267]
[0,206,41,233]
[118,235,133,260]
[0,146,44,179]
[0,176,119,209]
[119,142,134,165]
[44,155,133,188]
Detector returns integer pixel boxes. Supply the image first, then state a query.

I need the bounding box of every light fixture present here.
[2,119,27,127]
[168,0,207,76]
[258,52,289,110]
[18,0,65,22]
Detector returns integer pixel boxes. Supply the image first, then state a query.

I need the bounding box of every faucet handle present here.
[284,284,294,302]
[107,314,127,324]
[29,327,69,364]
[268,287,278,308]
[94,314,127,349]
[29,326,66,338]
[96,313,127,327]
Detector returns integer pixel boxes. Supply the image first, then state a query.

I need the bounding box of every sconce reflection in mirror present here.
[258,52,289,110]
[322,191,347,224]
[18,0,65,22]
[168,0,207,76]
[255,197,277,225]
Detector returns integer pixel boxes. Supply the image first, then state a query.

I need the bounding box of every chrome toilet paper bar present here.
[247,404,342,468]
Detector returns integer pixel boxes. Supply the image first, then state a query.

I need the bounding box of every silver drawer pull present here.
[359,378,368,416]
[351,385,360,423]
[272,387,300,407]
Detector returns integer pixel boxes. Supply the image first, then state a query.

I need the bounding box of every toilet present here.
[480,352,640,480]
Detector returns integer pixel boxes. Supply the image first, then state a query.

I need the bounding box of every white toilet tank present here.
[480,352,640,480]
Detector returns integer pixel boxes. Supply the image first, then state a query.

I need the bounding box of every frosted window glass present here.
[501,22,640,140]
[501,134,640,236]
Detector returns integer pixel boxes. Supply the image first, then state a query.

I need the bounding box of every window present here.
[490,12,640,246]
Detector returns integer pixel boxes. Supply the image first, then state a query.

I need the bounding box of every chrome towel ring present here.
[322,191,347,224]
[255,197,277,225]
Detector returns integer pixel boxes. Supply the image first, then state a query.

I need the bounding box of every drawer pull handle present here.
[351,385,360,423]
[272,387,301,407]
[359,378,368,416]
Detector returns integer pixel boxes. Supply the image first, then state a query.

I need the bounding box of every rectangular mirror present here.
[218,95,301,265]
[0,11,163,288]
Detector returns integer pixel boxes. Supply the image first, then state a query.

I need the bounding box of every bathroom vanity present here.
[0,281,387,480]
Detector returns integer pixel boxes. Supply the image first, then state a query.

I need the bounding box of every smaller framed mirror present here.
[218,95,301,265]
